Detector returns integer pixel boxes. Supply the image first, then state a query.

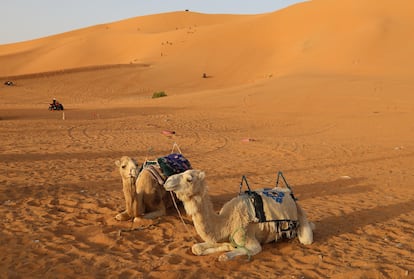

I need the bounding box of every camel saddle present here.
[142,153,192,184]
[157,153,192,177]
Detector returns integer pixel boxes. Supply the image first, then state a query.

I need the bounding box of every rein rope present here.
[118,219,160,236]
[169,142,193,238]
[170,191,198,243]
[168,142,198,242]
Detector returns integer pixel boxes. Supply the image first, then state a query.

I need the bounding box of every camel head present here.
[115,156,140,181]
[164,169,207,201]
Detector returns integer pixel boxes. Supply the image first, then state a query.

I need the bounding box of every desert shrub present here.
[152,91,167,98]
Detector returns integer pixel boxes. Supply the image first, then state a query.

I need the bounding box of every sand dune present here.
[1,0,414,278]
[1,0,414,80]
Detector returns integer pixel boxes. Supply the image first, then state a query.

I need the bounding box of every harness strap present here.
[143,164,166,185]
[239,175,252,194]
[247,191,267,222]
[276,171,298,201]
[171,142,182,154]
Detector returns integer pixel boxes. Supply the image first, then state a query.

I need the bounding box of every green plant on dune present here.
[152,91,167,98]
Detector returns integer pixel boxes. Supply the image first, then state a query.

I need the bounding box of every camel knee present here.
[246,243,262,256]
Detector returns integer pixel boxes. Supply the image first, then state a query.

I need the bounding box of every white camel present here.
[164,169,314,261]
[115,156,171,221]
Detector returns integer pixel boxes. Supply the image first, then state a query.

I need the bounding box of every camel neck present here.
[184,193,229,243]
[122,177,136,194]
[122,176,135,185]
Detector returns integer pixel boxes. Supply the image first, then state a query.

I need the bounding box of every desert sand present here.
[1,0,414,278]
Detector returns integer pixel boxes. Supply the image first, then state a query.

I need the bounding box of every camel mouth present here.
[163,183,177,192]
[164,178,178,192]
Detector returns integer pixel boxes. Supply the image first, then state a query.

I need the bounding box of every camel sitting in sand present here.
[115,154,191,221]
[115,156,172,221]
[164,169,314,261]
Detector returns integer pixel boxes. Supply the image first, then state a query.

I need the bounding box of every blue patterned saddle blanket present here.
[261,188,286,203]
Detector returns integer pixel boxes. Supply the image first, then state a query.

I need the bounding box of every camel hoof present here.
[218,254,230,262]
[133,217,156,226]
[191,244,204,256]
[133,217,143,223]
[115,211,131,221]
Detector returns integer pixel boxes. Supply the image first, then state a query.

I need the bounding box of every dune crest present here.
[1,0,413,81]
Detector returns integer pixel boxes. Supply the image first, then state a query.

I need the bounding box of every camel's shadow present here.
[292,176,371,201]
[290,177,414,242]
[314,199,414,242]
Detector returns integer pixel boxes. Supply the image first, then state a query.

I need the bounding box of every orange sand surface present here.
[1,0,414,278]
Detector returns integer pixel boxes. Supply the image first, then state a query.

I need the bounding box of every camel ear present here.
[115,160,121,167]
[198,171,205,181]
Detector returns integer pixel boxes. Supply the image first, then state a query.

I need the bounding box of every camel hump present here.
[259,188,291,203]
[240,189,299,222]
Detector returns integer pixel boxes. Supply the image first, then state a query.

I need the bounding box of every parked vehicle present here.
[49,99,64,111]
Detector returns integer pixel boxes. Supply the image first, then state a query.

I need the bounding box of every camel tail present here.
[296,203,314,245]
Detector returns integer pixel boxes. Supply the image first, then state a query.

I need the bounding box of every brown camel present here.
[115,156,172,221]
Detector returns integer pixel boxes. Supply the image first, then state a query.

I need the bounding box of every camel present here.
[164,169,314,261]
[115,156,172,221]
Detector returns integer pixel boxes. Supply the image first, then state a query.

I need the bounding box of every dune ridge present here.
[1,0,414,80]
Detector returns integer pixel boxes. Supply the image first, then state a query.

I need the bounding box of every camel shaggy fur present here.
[164,169,314,261]
[115,156,172,221]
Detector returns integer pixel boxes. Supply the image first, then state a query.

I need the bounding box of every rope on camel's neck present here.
[170,191,198,243]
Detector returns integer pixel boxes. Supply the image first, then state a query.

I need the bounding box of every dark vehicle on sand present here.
[49,99,64,111]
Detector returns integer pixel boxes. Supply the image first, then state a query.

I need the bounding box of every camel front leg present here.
[191,241,262,261]
[115,180,136,221]
[133,203,166,221]
[219,237,262,261]
[135,191,146,216]
[192,242,234,256]
[141,203,166,219]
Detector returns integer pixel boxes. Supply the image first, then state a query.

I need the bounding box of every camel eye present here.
[186,175,193,182]
[121,165,126,169]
